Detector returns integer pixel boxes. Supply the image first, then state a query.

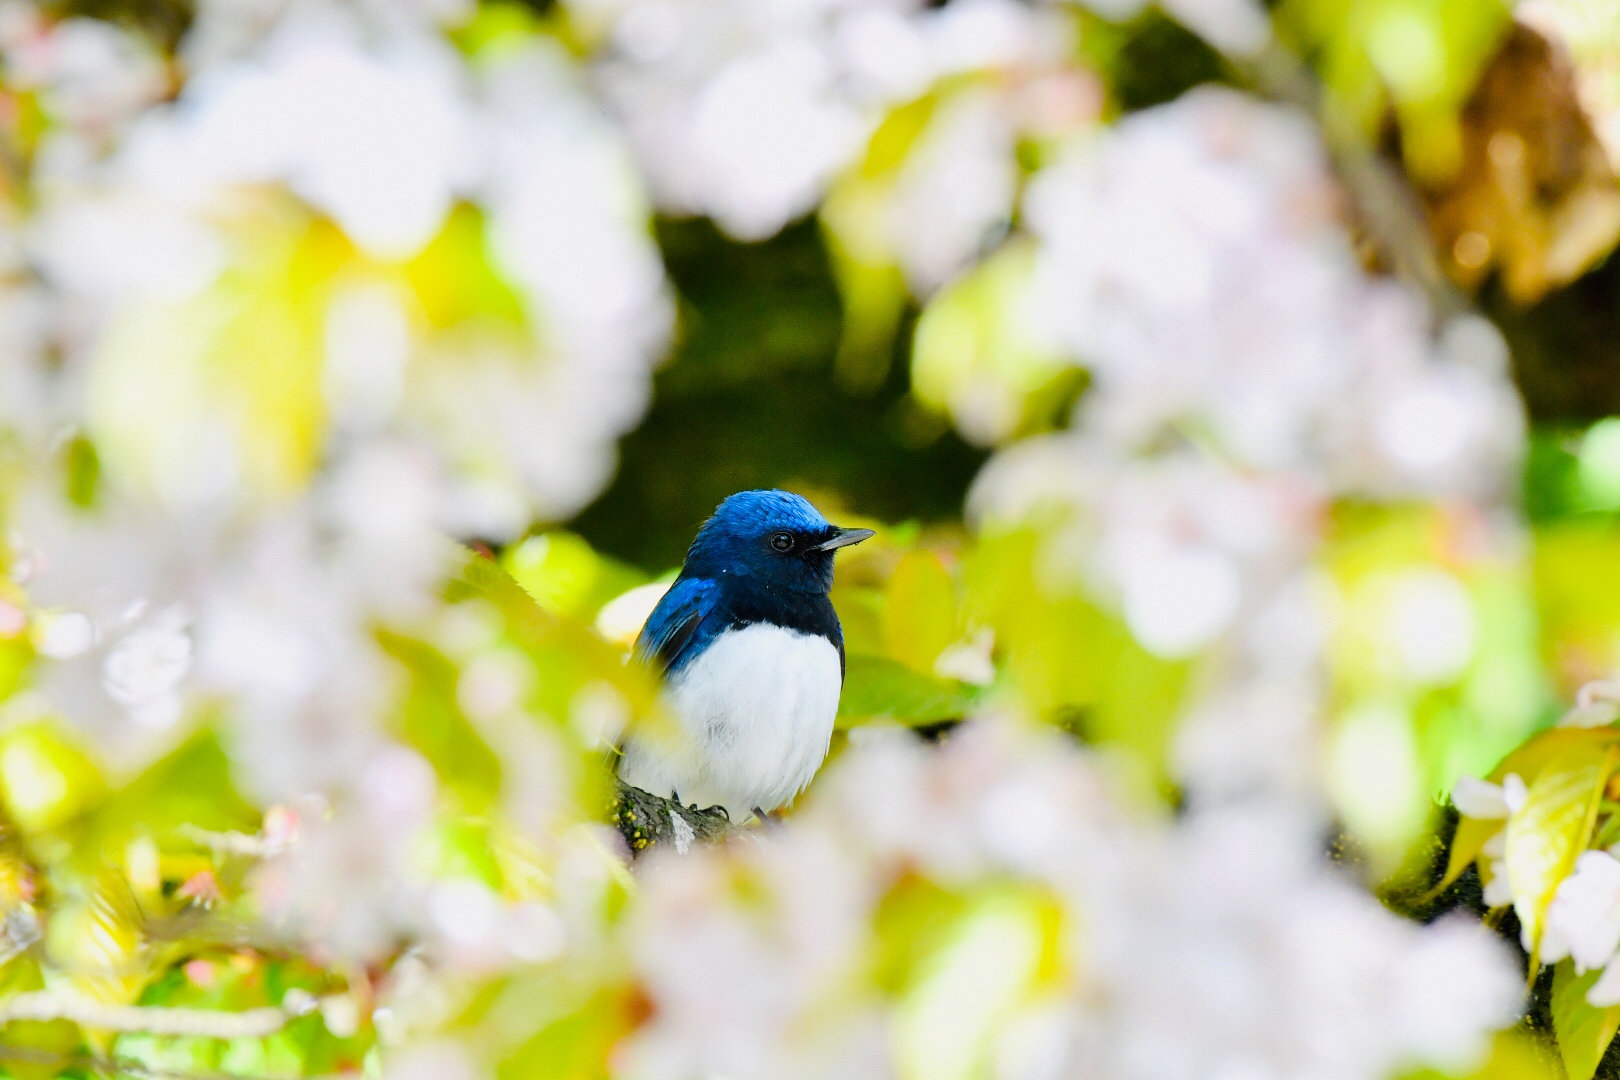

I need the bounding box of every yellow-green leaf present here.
[1440,1030,1561,1080]
[883,551,959,673]
[405,203,528,332]
[497,990,630,1080]
[894,887,1055,1080]
[962,527,1191,775]
[1437,727,1620,895]
[0,723,107,835]
[453,548,662,718]
[1492,728,1620,787]
[88,215,335,502]
[1437,813,1503,895]
[0,956,81,1080]
[1506,745,1613,952]
[47,863,150,1008]
[377,630,503,814]
[911,241,1069,445]
[839,655,981,729]
[1553,959,1620,1080]
[81,729,257,858]
[502,532,644,620]
[870,877,970,996]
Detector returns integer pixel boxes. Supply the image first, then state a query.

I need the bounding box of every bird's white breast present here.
[617,623,842,822]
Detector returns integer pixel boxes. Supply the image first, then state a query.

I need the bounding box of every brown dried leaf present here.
[1424,22,1620,303]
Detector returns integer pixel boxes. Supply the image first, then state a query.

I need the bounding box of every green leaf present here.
[855,93,942,181]
[453,549,662,719]
[1437,813,1502,895]
[0,955,81,1080]
[1553,959,1620,1080]
[1507,745,1614,953]
[1273,0,1511,179]
[63,433,101,509]
[405,203,528,332]
[377,630,502,814]
[962,528,1191,773]
[0,637,32,706]
[838,655,981,728]
[882,550,959,673]
[501,532,646,621]
[1493,728,1620,788]
[910,241,1070,443]
[1416,1030,1562,1080]
[497,991,629,1080]
[0,722,107,835]
[1536,524,1620,692]
[118,1034,224,1076]
[869,876,970,995]
[1438,728,1620,895]
[894,887,1053,1080]
[89,216,333,500]
[419,817,505,890]
[82,729,258,858]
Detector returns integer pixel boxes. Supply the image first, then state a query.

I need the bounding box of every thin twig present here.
[177,825,286,859]
[1247,42,1470,321]
[0,990,306,1038]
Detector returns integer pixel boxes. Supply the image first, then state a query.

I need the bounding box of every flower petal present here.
[1502,773,1529,816]
[1452,776,1510,819]
[1590,960,1620,1007]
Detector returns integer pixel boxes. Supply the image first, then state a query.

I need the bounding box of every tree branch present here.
[1248,43,1470,321]
[177,825,286,859]
[611,779,732,855]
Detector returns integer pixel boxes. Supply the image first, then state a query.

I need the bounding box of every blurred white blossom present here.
[572,0,878,238]
[1022,89,1521,497]
[0,8,167,133]
[0,4,1534,1078]
[1543,850,1620,1005]
[882,87,1019,293]
[969,88,1525,807]
[99,602,192,729]
[1451,773,1524,819]
[574,0,1069,241]
[0,1,674,813]
[1482,829,1514,909]
[624,722,1522,1080]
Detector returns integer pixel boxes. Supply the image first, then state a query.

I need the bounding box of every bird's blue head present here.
[682,490,874,593]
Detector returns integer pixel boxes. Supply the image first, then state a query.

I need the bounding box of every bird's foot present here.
[671,792,729,822]
[751,806,782,829]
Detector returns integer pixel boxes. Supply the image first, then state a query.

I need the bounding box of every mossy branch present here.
[611,779,733,855]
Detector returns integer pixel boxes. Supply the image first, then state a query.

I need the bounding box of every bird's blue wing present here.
[633,576,720,676]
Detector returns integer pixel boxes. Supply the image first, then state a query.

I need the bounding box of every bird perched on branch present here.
[616,490,874,824]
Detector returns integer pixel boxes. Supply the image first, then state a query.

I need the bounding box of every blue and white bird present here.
[616,490,874,823]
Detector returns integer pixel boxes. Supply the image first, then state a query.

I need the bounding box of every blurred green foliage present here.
[1275,0,1512,179]
[1078,7,1229,113]
[571,218,988,571]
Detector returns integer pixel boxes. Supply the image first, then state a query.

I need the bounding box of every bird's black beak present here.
[813,527,876,552]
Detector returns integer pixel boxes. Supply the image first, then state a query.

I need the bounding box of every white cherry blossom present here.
[1544,850,1620,1005]
[1451,773,1527,820]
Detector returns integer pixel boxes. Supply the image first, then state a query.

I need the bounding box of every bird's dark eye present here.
[770,532,794,552]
